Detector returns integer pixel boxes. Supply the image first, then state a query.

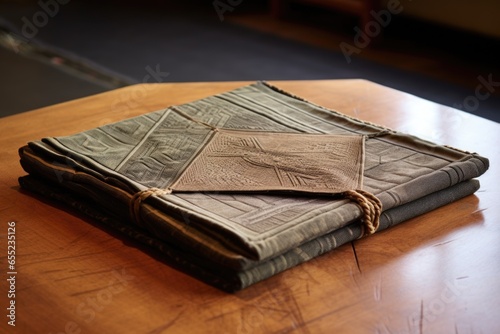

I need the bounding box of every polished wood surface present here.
[1,80,498,333]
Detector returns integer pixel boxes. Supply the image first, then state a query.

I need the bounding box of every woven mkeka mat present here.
[18,81,489,291]
[133,126,381,236]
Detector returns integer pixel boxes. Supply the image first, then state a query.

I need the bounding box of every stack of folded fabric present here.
[18,82,489,291]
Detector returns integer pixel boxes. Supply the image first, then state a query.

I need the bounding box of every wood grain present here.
[0,80,498,333]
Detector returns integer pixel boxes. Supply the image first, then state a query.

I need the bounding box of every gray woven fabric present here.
[18,82,489,290]
[18,175,480,291]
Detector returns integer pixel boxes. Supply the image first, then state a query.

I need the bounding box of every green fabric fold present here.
[18,81,489,291]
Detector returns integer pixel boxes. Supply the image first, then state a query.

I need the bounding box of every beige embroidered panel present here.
[171,130,365,195]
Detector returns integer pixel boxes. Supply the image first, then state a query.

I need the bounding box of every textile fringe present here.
[130,188,172,226]
[343,189,382,236]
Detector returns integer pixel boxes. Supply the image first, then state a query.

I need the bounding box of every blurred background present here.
[1,0,499,121]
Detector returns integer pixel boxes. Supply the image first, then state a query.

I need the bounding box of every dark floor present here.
[1,0,499,122]
[0,41,111,117]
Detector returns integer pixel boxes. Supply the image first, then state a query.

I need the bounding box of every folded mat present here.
[18,81,489,291]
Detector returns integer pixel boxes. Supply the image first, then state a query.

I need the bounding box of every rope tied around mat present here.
[129,187,382,234]
[130,187,172,226]
[343,189,382,236]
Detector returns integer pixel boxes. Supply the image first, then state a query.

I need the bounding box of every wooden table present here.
[1,80,499,333]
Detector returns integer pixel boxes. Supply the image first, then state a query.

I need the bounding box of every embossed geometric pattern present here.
[171,130,364,194]
[18,81,489,291]
[44,82,485,240]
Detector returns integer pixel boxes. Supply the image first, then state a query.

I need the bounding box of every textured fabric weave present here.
[18,81,489,291]
[171,130,365,194]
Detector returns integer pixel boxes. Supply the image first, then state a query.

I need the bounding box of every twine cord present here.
[130,187,172,226]
[343,189,382,236]
[129,187,381,237]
